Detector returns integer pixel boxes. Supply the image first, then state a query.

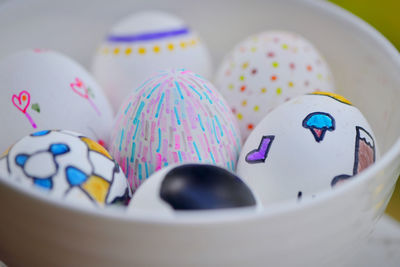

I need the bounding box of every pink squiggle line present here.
[24,112,37,128]
[87,97,101,116]
[70,78,101,116]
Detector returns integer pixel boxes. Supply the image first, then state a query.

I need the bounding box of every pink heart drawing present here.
[70,77,88,99]
[12,90,31,113]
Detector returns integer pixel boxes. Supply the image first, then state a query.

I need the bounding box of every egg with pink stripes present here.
[109,69,242,191]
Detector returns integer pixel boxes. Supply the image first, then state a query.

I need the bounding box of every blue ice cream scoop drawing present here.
[302,112,335,142]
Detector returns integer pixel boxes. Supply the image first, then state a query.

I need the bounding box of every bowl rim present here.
[1,0,400,225]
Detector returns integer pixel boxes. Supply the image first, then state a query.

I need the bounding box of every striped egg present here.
[92,10,212,111]
[109,69,241,192]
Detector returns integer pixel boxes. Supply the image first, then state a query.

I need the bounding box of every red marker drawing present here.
[70,78,101,116]
[12,90,37,128]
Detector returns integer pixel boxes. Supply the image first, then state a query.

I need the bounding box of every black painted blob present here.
[159,164,257,210]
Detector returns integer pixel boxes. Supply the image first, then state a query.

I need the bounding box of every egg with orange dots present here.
[215,31,335,140]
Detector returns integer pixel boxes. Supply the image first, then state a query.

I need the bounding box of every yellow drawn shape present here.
[80,137,112,159]
[311,91,353,105]
[82,175,110,204]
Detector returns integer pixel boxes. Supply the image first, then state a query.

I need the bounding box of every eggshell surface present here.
[0,130,132,207]
[236,92,378,205]
[215,31,334,140]
[0,50,114,153]
[128,163,259,214]
[110,69,241,191]
[92,10,213,111]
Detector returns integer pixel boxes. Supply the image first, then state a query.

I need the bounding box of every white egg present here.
[109,69,241,192]
[0,130,132,207]
[215,31,334,140]
[128,163,259,214]
[92,10,213,111]
[236,92,378,205]
[0,49,114,153]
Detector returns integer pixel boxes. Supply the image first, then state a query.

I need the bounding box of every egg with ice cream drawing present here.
[236,92,378,205]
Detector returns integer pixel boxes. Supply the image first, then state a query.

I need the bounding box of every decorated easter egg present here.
[215,31,334,140]
[128,163,258,214]
[92,10,213,111]
[110,69,241,191]
[236,92,378,205]
[0,130,131,207]
[0,50,114,153]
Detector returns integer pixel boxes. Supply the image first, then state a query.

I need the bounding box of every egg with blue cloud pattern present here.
[0,130,132,208]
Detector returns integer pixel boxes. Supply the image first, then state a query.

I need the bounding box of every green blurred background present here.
[329,0,400,221]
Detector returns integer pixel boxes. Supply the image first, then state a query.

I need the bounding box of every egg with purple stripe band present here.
[92,10,212,112]
[110,69,242,191]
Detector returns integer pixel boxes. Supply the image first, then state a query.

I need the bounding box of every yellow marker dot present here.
[317,73,323,80]
[237,113,243,120]
[153,45,160,53]
[167,43,174,51]
[228,84,234,90]
[180,41,187,49]
[282,44,288,50]
[239,75,245,81]
[113,47,120,55]
[261,87,267,93]
[190,39,197,46]
[242,62,249,69]
[251,47,257,52]
[272,61,279,68]
[138,47,146,54]
[230,62,235,68]
[241,100,247,106]
[102,47,109,54]
[125,47,132,55]
[288,81,294,87]
[276,87,282,95]
[254,105,259,111]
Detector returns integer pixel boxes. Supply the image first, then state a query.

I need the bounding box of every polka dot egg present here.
[110,69,241,192]
[215,31,335,140]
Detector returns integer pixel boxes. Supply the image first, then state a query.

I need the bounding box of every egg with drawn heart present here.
[92,10,213,111]
[0,130,131,207]
[236,92,379,205]
[0,49,114,153]
[215,31,334,140]
[109,69,241,192]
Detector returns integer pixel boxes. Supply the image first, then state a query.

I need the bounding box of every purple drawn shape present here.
[245,135,275,164]
[107,27,190,43]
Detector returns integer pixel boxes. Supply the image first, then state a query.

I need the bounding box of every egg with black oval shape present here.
[128,163,259,214]
[236,92,379,205]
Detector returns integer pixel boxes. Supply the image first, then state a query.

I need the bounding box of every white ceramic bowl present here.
[1,0,400,266]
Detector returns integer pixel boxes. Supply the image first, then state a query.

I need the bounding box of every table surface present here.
[346,215,400,267]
